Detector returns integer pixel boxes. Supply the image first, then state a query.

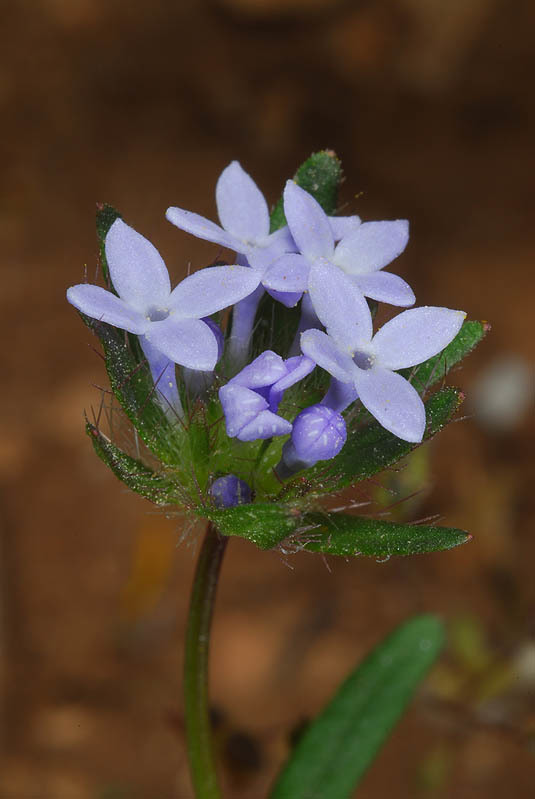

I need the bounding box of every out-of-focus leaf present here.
[403,320,489,394]
[87,422,183,504]
[280,387,463,500]
[269,615,445,799]
[270,150,342,232]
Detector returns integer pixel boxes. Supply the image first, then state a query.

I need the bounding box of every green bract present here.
[81,151,487,558]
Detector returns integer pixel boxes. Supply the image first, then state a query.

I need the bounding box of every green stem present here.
[184,522,228,799]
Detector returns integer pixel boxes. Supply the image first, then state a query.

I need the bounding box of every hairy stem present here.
[184,523,228,798]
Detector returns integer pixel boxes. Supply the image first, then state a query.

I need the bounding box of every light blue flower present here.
[300,262,466,443]
[219,350,315,442]
[67,219,259,412]
[263,181,414,308]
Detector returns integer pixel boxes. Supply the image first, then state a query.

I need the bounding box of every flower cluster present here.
[68,158,466,504]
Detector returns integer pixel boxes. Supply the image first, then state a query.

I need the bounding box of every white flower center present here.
[146,306,170,322]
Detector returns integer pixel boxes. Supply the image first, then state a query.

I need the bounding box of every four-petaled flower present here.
[219,350,315,441]
[67,219,259,410]
[263,181,414,309]
[301,262,466,442]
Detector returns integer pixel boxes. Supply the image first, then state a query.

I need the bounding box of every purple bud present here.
[209,475,252,508]
[276,404,346,478]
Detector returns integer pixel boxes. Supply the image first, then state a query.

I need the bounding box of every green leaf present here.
[300,513,470,557]
[403,320,489,394]
[87,422,183,505]
[85,319,186,466]
[269,615,444,799]
[96,203,122,286]
[204,501,470,556]
[280,387,463,500]
[203,502,299,550]
[270,150,342,232]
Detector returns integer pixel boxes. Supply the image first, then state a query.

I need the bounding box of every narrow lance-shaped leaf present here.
[87,422,185,505]
[269,615,444,799]
[298,513,470,557]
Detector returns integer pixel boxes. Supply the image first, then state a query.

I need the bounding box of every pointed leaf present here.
[270,150,342,232]
[87,422,183,505]
[96,203,122,287]
[203,502,298,549]
[402,320,489,394]
[299,513,470,557]
[269,615,444,799]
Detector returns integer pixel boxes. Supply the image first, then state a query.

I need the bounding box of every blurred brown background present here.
[1,0,534,797]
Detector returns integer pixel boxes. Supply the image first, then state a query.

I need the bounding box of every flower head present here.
[67,219,259,410]
[219,350,315,441]
[263,181,414,309]
[301,262,466,442]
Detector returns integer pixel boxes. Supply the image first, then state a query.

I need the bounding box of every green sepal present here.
[402,320,490,394]
[300,513,470,557]
[269,615,444,799]
[87,421,183,505]
[279,386,463,501]
[270,150,342,232]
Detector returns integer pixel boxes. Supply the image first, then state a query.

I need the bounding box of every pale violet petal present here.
[328,215,361,241]
[354,367,426,442]
[216,161,270,241]
[309,260,373,350]
[144,317,219,371]
[238,410,292,442]
[321,378,359,413]
[333,220,409,275]
[66,284,148,334]
[166,206,237,250]
[265,287,303,308]
[300,329,356,383]
[105,219,171,312]
[373,306,467,370]
[219,384,267,438]
[267,226,298,253]
[230,351,287,389]
[283,181,334,260]
[139,337,181,413]
[352,271,415,307]
[269,356,315,411]
[262,254,310,293]
[168,265,261,318]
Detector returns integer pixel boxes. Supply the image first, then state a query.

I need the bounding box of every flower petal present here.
[144,317,219,371]
[321,378,359,413]
[333,220,409,275]
[267,226,297,252]
[166,206,237,250]
[283,181,334,260]
[328,215,361,241]
[300,329,356,383]
[66,284,148,334]
[230,350,287,389]
[352,271,415,307]
[265,287,303,307]
[373,306,467,370]
[308,260,373,350]
[139,336,181,413]
[262,254,310,293]
[105,219,171,311]
[168,265,261,318]
[269,355,315,411]
[219,384,268,437]
[237,410,292,441]
[216,161,270,241]
[354,367,426,442]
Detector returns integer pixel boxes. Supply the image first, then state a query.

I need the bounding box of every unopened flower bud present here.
[276,405,346,479]
[210,475,252,508]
